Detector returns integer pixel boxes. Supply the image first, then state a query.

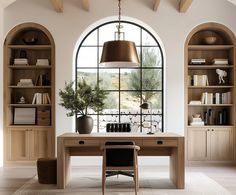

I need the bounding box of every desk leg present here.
[170,137,185,189]
[57,137,71,189]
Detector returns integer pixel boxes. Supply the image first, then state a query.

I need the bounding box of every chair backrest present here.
[104,141,137,167]
[106,123,131,132]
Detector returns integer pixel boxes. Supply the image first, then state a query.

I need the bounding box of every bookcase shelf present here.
[188,65,234,69]
[4,23,55,164]
[185,22,236,163]
[187,125,234,128]
[188,85,234,89]
[9,65,52,69]
[8,45,52,49]
[8,104,52,107]
[188,104,233,107]
[8,86,51,89]
[188,45,234,50]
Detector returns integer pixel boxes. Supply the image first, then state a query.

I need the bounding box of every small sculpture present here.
[18,96,26,104]
[216,69,227,84]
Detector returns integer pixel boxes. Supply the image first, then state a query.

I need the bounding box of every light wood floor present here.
[0,166,236,195]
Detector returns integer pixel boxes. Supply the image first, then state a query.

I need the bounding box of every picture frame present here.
[13,107,36,125]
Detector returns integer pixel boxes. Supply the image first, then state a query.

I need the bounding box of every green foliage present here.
[59,79,108,117]
[128,47,161,103]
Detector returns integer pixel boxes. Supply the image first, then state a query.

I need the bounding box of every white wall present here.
[2,0,236,165]
[0,7,3,167]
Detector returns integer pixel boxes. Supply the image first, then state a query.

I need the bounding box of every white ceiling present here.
[227,0,236,5]
[0,0,15,8]
[0,0,236,9]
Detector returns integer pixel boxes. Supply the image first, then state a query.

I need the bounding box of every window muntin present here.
[76,21,164,133]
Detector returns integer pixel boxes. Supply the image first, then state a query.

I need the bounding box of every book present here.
[192,75,209,86]
[46,93,51,104]
[189,101,202,105]
[190,59,206,65]
[36,59,49,66]
[212,58,228,65]
[32,93,37,104]
[190,121,205,126]
[215,93,220,104]
[14,58,29,65]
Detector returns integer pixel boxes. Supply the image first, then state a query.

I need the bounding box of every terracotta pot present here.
[76,115,93,134]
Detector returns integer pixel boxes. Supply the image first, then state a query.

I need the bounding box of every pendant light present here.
[100,0,140,67]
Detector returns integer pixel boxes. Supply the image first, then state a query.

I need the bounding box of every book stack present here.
[190,115,204,126]
[14,58,28,65]
[190,75,209,86]
[212,58,228,65]
[201,91,231,104]
[190,59,206,65]
[32,93,51,104]
[36,59,49,66]
[17,79,33,86]
[189,100,202,105]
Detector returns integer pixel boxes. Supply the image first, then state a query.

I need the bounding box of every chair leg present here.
[137,165,139,191]
[134,166,138,195]
[102,168,106,195]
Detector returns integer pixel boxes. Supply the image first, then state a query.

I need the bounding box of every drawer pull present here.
[79,141,85,145]
[157,140,163,145]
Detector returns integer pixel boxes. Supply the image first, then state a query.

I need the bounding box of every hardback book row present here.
[35,73,50,86]
[189,58,229,65]
[201,92,231,105]
[188,75,209,86]
[32,93,51,104]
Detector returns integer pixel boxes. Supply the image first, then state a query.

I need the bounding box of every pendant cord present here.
[118,0,121,40]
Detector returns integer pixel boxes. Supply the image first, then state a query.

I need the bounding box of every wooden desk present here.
[57,133,185,189]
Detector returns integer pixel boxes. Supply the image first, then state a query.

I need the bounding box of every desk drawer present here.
[143,139,178,147]
[100,139,143,147]
[64,139,100,146]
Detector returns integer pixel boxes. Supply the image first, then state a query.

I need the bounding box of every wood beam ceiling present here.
[51,0,63,13]
[49,0,193,13]
[153,0,160,11]
[82,0,90,11]
[179,0,193,13]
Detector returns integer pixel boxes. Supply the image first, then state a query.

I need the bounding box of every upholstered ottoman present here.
[37,158,57,184]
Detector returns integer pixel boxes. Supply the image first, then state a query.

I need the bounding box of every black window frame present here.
[75,20,164,132]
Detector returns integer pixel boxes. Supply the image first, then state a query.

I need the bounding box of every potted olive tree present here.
[59,79,107,134]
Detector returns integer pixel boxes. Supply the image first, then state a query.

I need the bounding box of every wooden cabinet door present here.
[8,128,30,160]
[210,127,233,161]
[187,128,210,161]
[29,128,52,160]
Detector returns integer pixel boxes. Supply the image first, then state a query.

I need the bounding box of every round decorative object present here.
[23,37,38,45]
[204,36,217,45]
[76,115,93,134]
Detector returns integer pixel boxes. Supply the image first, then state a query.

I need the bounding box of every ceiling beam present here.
[51,0,63,13]
[82,0,90,11]
[153,0,160,11]
[179,0,193,13]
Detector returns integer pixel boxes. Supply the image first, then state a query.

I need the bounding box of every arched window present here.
[75,21,164,133]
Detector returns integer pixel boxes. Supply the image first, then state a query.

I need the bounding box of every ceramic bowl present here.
[204,36,217,45]
[23,37,38,45]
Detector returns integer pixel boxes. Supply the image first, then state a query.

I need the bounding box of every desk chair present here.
[101,141,140,195]
[106,123,132,178]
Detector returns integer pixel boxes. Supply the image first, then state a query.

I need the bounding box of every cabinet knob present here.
[212,129,214,131]
[79,141,85,145]
[207,129,210,131]
[157,140,163,145]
